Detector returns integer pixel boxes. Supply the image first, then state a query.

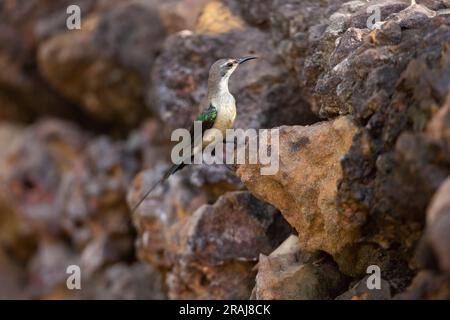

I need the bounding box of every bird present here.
[131,56,257,213]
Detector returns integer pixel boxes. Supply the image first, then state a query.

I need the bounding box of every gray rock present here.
[336,276,391,300]
[254,235,347,300]
[164,191,291,299]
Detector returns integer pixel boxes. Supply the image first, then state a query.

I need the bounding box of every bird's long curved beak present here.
[237,56,258,64]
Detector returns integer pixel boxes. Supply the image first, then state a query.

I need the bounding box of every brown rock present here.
[196,0,245,33]
[165,191,291,299]
[0,118,169,299]
[86,262,166,300]
[158,0,209,33]
[59,133,153,275]
[0,0,105,45]
[391,1,437,29]
[425,177,450,272]
[27,241,78,299]
[427,92,450,159]
[0,249,28,299]
[336,276,391,300]
[0,198,37,266]
[395,271,450,299]
[0,0,98,122]
[167,260,256,300]
[168,191,291,265]
[254,235,347,300]
[298,0,450,286]
[0,119,87,235]
[237,116,360,273]
[129,165,208,268]
[38,2,166,128]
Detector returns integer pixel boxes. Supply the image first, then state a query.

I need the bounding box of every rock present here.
[417,0,450,10]
[167,260,256,300]
[424,177,450,272]
[129,164,209,269]
[0,1,138,124]
[301,4,450,253]
[269,0,450,284]
[124,119,172,169]
[268,234,303,257]
[91,2,165,78]
[254,235,347,300]
[427,92,450,160]
[0,124,37,299]
[395,270,450,299]
[0,0,98,122]
[27,241,78,299]
[0,29,72,122]
[225,0,273,28]
[196,0,245,33]
[80,234,132,277]
[391,1,437,29]
[346,1,410,29]
[168,191,291,265]
[0,119,87,235]
[165,191,291,299]
[336,276,391,300]
[158,0,209,34]
[237,116,360,273]
[38,1,166,128]
[0,197,37,267]
[86,262,166,300]
[0,249,28,299]
[0,118,153,299]
[0,0,109,44]
[59,131,160,275]
[230,0,354,112]
[256,255,346,300]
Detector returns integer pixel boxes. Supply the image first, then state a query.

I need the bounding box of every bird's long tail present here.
[131,163,185,214]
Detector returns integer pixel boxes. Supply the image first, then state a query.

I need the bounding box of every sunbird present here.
[131,56,257,213]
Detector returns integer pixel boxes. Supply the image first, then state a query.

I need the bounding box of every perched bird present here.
[131,56,257,213]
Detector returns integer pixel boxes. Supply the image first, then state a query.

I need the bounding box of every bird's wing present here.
[189,103,218,138]
[131,104,218,214]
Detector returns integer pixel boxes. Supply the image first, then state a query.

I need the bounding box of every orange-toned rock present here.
[237,116,359,271]
[159,0,209,33]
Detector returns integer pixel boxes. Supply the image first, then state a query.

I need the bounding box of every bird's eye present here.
[226,62,233,68]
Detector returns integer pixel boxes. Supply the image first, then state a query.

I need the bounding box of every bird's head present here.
[208,56,257,83]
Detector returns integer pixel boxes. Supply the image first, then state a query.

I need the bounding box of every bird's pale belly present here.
[215,105,236,133]
[202,105,236,146]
